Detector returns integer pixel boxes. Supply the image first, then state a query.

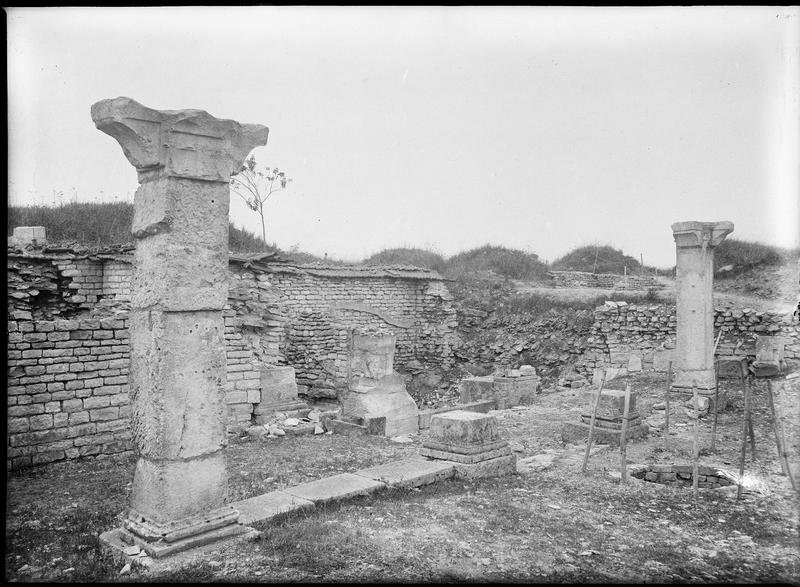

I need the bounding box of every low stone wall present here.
[549,270,661,290]
[578,301,800,376]
[629,464,734,489]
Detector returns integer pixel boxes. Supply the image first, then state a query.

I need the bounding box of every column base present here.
[123,504,240,543]
[100,520,257,560]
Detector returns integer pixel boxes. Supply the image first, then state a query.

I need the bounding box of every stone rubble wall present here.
[549,270,661,290]
[6,253,458,467]
[8,255,104,320]
[578,302,800,375]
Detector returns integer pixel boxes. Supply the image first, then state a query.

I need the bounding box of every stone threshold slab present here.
[231,490,315,525]
[282,472,386,504]
[353,457,456,489]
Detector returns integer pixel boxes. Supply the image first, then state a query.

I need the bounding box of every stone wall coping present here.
[8,248,445,281]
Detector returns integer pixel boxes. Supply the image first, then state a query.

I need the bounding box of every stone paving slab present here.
[282,473,386,504]
[231,490,315,525]
[353,457,456,489]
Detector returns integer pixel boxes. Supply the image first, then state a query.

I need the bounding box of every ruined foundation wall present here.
[579,302,800,375]
[7,253,458,467]
[8,255,107,320]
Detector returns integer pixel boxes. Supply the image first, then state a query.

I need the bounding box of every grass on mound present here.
[714,238,798,277]
[444,244,549,280]
[550,244,643,275]
[363,247,447,273]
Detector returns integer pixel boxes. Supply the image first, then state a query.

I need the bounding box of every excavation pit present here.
[628,464,735,489]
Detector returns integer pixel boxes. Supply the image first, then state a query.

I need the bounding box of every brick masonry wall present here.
[578,301,800,375]
[7,253,458,466]
[101,260,132,302]
[7,316,132,470]
[549,270,661,290]
[220,265,458,420]
[269,268,458,400]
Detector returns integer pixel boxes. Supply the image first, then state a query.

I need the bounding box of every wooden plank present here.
[768,380,797,491]
[737,367,751,501]
[740,361,756,458]
[692,386,700,500]
[711,360,720,452]
[620,383,632,484]
[581,370,607,474]
[665,360,673,450]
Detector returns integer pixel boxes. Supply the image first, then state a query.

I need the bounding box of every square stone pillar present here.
[91,97,268,558]
[671,221,733,394]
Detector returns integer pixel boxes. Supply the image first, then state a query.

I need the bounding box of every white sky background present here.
[7,6,800,268]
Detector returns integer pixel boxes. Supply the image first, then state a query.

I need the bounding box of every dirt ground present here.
[5,372,799,582]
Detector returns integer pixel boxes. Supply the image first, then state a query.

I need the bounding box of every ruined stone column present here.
[670,221,734,394]
[92,97,268,557]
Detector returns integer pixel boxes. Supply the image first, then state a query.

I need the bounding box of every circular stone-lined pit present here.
[628,464,734,489]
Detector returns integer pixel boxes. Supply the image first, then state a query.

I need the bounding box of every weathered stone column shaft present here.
[671,221,733,391]
[92,97,268,533]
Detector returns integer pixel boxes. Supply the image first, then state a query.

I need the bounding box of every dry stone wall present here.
[6,249,458,468]
[549,270,661,290]
[579,301,800,376]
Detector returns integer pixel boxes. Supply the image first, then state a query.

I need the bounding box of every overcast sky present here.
[7,6,799,267]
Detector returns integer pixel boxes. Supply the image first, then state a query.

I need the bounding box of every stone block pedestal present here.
[420,410,516,479]
[341,333,419,437]
[562,387,647,446]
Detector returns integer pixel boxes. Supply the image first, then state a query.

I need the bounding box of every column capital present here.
[91,96,268,183]
[671,221,734,249]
